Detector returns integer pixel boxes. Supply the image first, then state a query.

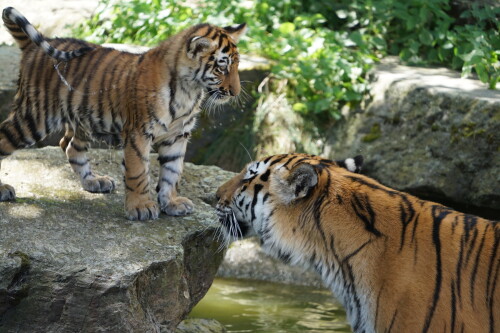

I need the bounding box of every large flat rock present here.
[0,147,232,332]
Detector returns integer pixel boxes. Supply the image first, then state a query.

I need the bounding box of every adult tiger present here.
[216,153,500,333]
[0,7,246,220]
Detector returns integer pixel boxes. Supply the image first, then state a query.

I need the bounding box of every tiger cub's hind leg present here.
[60,128,116,193]
[0,114,28,201]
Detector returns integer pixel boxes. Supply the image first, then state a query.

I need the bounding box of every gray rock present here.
[176,318,226,333]
[217,238,323,288]
[324,57,500,214]
[0,147,228,332]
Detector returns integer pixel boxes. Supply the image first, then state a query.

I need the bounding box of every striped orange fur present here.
[0,7,246,220]
[216,153,500,333]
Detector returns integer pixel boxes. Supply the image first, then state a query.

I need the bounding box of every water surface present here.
[190,278,352,333]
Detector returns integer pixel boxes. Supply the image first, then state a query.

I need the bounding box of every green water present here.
[189,278,352,333]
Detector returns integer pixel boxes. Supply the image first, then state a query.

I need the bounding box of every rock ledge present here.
[0,147,232,332]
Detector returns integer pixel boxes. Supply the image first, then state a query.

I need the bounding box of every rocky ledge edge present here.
[0,147,234,332]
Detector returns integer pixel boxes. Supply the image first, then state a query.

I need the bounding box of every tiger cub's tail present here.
[2,7,93,61]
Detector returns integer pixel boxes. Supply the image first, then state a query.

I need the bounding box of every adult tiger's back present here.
[0,7,246,220]
[216,153,500,333]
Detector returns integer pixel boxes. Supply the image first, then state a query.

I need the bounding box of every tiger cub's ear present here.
[223,23,247,43]
[336,155,363,173]
[187,36,213,59]
[271,163,318,204]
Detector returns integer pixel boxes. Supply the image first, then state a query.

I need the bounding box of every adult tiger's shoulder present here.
[0,7,246,220]
[216,153,500,333]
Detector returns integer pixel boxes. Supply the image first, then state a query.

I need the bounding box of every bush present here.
[75,0,499,121]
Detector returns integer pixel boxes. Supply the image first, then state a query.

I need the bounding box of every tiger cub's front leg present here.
[60,128,116,193]
[122,131,160,221]
[156,137,194,216]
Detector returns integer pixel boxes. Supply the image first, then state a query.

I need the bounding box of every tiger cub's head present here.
[183,23,247,104]
[215,154,363,248]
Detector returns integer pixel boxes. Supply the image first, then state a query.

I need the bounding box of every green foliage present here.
[75,0,499,121]
[320,0,499,89]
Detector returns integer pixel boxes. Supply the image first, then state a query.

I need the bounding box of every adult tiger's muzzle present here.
[215,203,250,241]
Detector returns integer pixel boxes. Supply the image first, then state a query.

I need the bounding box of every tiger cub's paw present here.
[161,196,194,216]
[82,175,116,193]
[0,183,16,201]
[126,200,160,221]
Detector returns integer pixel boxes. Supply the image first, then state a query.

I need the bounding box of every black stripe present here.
[31,47,46,136]
[250,184,263,221]
[469,226,488,304]
[128,136,148,162]
[24,106,42,142]
[12,34,28,41]
[70,142,88,152]
[68,158,89,166]
[162,165,180,174]
[201,25,213,37]
[269,155,288,166]
[13,113,30,146]
[169,76,177,119]
[158,154,183,165]
[127,170,145,181]
[486,227,500,302]
[387,308,398,333]
[160,176,174,187]
[451,282,456,333]
[312,171,330,244]
[7,26,22,33]
[351,193,382,237]
[281,156,298,169]
[398,195,416,251]
[263,155,273,164]
[455,236,465,304]
[422,206,450,333]
[464,228,478,266]
[259,169,270,182]
[488,240,500,333]
[105,51,123,123]
[0,125,20,148]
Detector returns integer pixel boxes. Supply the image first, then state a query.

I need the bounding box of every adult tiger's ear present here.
[223,23,247,43]
[271,163,318,204]
[336,155,363,173]
[187,36,213,59]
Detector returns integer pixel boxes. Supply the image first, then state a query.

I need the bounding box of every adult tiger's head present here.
[215,153,363,246]
[181,23,247,105]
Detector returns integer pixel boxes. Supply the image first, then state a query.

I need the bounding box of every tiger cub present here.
[216,153,500,333]
[0,7,246,220]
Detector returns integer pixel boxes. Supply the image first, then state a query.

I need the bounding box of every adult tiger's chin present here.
[215,204,252,243]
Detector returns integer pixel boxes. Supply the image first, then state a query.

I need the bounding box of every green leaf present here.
[349,31,364,47]
[292,103,307,112]
[278,22,295,34]
[475,63,489,83]
[418,30,434,46]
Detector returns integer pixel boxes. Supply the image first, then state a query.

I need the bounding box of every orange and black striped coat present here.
[0,7,246,220]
